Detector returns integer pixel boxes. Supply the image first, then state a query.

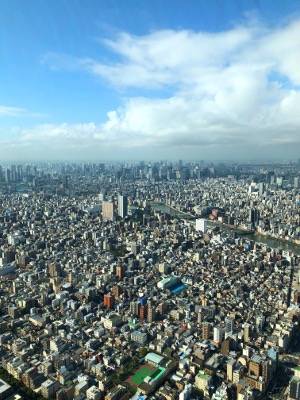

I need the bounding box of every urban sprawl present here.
[0,160,300,400]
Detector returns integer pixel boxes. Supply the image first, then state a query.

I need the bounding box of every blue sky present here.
[0,0,300,161]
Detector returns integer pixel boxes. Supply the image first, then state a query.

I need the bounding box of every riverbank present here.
[209,220,300,249]
[151,202,300,255]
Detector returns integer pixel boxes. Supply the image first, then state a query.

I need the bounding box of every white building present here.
[225,316,234,337]
[256,315,265,332]
[195,371,211,397]
[213,325,224,343]
[86,385,102,400]
[179,383,192,400]
[102,313,122,329]
[212,383,228,399]
[196,218,208,233]
[118,194,127,218]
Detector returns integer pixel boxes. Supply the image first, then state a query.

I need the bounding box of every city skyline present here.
[1,0,300,161]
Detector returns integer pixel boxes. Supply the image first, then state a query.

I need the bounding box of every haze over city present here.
[0,0,300,161]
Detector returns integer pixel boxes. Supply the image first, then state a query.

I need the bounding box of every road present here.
[269,332,300,399]
[268,364,292,400]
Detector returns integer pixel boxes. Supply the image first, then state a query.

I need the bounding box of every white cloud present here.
[0,105,47,119]
[0,106,28,117]
[5,16,300,160]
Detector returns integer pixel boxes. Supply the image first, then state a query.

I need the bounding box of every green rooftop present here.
[197,371,210,381]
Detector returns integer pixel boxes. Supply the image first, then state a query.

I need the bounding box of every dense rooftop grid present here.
[0,160,299,399]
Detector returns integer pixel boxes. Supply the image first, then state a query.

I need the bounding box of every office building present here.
[104,293,115,309]
[117,194,127,218]
[227,358,235,381]
[40,379,60,399]
[102,201,115,221]
[244,323,251,343]
[213,325,224,343]
[196,219,207,233]
[139,305,147,320]
[195,371,211,394]
[131,330,148,345]
[116,265,125,279]
[147,303,156,323]
[131,242,141,256]
[86,385,102,400]
[225,316,234,337]
[202,322,211,339]
[256,315,265,332]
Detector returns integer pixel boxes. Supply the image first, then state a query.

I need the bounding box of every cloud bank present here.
[3,16,300,160]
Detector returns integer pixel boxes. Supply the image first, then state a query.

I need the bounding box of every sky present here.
[0,0,300,162]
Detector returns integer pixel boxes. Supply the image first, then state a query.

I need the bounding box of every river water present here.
[151,203,300,255]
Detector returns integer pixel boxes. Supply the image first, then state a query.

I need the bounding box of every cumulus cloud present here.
[7,16,300,160]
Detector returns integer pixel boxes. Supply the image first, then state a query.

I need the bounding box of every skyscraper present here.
[118,194,127,218]
[225,316,234,337]
[102,201,115,221]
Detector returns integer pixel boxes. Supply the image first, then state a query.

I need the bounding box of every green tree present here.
[139,347,148,358]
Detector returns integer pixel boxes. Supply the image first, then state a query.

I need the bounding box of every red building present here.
[104,293,115,309]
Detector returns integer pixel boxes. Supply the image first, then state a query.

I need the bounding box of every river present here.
[151,203,300,255]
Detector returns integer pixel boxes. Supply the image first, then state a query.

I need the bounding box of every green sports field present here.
[130,366,154,385]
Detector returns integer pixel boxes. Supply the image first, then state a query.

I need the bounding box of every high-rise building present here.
[256,315,265,332]
[259,182,264,196]
[139,305,147,320]
[147,303,156,323]
[225,316,234,338]
[131,242,141,255]
[248,355,270,384]
[197,309,203,324]
[48,262,61,278]
[112,285,123,299]
[102,201,114,221]
[116,265,125,279]
[117,195,127,218]
[243,323,251,343]
[202,322,211,339]
[213,325,224,343]
[227,358,235,381]
[179,383,192,400]
[130,301,140,316]
[157,301,167,316]
[104,293,115,309]
[221,337,232,356]
[196,219,208,233]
